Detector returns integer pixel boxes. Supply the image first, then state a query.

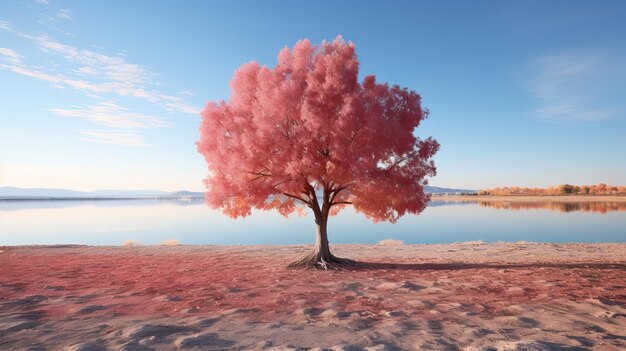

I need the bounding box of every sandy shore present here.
[1,243,625,350]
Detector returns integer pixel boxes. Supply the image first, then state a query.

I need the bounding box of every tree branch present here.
[270,181,288,189]
[282,192,311,206]
[304,180,322,219]
[250,174,271,181]
[383,152,415,172]
[328,185,346,204]
[331,201,352,206]
[247,168,272,182]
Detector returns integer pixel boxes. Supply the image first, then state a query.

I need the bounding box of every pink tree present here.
[197,37,439,268]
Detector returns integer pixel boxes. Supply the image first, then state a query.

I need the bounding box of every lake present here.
[1,199,625,245]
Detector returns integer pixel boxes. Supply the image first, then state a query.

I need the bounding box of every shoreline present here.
[3,239,626,249]
[1,243,625,350]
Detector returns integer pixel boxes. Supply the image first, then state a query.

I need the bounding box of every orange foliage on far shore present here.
[479,184,626,196]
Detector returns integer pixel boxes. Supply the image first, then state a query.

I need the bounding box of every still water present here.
[1,199,625,245]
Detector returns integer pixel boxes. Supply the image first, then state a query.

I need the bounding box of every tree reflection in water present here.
[476,201,626,214]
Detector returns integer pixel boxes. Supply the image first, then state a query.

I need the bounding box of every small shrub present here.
[379,239,404,246]
[121,240,141,247]
[159,239,180,246]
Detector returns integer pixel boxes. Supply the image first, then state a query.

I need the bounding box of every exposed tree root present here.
[287,251,361,270]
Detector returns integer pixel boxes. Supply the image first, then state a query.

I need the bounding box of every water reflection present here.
[0,199,203,212]
[5,198,625,214]
[447,200,626,214]
[1,198,625,245]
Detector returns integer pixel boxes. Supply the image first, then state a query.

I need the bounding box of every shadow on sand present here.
[347,261,626,271]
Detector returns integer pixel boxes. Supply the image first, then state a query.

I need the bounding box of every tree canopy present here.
[197,37,438,226]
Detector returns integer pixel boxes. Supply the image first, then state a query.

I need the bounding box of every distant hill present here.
[0,186,199,199]
[425,186,476,194]
[1,186,474,199]
[0,186,88,198]
[166,190,205,198]
[90,189,168,196]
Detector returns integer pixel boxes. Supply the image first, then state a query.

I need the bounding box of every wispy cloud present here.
[2,64,62,82]
[35,0,49,4]
[530,53,624,122]
[78,130,150,147]
[0,22,199,115]
[0,47,23,65]
[50,101,171,129]
[0,47,63,83]
[37,37,154,84]
[0,21,200,147]
[165,102,199,115]
[56,9,72,20]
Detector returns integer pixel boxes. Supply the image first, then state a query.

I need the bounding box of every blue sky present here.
[1,0,625,191]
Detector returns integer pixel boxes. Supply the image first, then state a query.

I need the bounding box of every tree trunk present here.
[313,215,332,261]
[287,208,357,269]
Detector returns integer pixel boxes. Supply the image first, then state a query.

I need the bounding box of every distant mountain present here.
[425,186,476,194]
[0,186,197,199]
[90,189,168,196]
[1,186,474,199]
[0,187,91,198]
[166,190,205,198]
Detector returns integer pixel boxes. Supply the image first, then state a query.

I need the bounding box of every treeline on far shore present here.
[477,184,626,196]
